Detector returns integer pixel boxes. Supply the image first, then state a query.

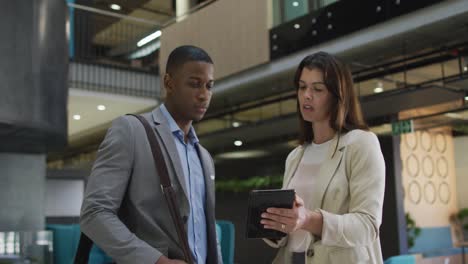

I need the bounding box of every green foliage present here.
[457,208,468,220]
[406,212,421,249]
[453,124,468,134]
[456,208,468,231]
[215,175,283,193]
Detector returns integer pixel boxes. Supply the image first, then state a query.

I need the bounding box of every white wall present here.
[454,135,468,209]
[46,179,84,217]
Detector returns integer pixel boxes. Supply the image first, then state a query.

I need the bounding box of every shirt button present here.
[307,249,314,257]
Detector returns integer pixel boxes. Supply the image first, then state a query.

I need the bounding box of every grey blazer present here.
[80,107,222,264]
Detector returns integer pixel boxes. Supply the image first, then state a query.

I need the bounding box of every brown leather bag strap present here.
[73,232,93,264]
[128,114,194,264]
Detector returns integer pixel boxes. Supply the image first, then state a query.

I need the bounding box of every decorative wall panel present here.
[401,127,458,227]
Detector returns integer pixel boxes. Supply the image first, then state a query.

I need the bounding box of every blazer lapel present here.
[151,108,189,200]
[309,135,345,210]
[195,145,218,263]
[195,145,215,208]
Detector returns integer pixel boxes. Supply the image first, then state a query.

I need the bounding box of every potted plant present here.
[406,212,421,249]
[451,208,468,242]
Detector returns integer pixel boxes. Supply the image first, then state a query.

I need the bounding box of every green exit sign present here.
[392,120,414,135]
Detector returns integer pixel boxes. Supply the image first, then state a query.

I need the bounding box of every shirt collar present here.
[160,104,199,144]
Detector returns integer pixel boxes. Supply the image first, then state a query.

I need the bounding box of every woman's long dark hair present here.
[294,52,368,145]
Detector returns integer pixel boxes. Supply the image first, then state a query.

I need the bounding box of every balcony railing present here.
[68,3,160,71]
[270,0,339,28]
[66,3,162,97]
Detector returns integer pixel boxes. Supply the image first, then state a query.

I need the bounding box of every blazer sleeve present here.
[79,116,162,264]
[320,132,386,248]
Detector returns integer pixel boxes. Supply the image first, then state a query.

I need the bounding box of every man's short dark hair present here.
[165,45,213,74]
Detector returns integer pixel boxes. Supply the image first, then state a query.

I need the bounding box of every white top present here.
[286,139,331,252]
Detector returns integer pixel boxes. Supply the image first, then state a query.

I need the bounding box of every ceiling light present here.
[369,123,392,135]
[464,66,468,72]
[137,30,162,47]
[292,1,299,7]
[294,24,300,29]
[73,114,81,120]
[129,40,161,59]
[465,96,468,101]
[97,105,106,111]
[234,140,243,147]
[109,4,121,11]
[444,113,462,119]
[374,87,384,93]
[374,81,384,93]
[216,150,269,159]
[232,121,240,128]
[286,139,299,148]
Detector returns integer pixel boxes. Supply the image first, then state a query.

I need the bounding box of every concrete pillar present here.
[0,0,68,231]
[0,154,46,231]
[380,135,409,258]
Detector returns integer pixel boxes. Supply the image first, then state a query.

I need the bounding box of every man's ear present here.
[163,73,172,94]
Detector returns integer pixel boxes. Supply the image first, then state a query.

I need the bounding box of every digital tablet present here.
[245,189,295,239]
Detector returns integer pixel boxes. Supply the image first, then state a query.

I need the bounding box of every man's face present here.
[165,61,214,122]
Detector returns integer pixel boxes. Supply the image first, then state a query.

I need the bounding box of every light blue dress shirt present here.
[160,104,207,263]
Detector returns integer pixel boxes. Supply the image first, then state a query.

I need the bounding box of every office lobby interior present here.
[1,0,468,263]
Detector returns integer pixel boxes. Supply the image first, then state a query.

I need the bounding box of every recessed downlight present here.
[110,4,121,11]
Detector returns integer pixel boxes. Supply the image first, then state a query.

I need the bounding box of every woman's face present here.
[297,68,333,124]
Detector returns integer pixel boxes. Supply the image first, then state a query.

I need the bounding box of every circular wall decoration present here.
[406,154,420,178]
[436,157,449,178]
[408,181,422,204]
[435,132,447,153]
[424,181,436,204]
[422,155,434,178]
[404,133,418,150]
[420,131,433,152]
[438,182,451,204]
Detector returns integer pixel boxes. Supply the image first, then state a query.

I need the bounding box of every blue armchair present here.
[46,224,112,264]
[384,254,417,264]
[48,222,235,263]
[216,220,235,264]
[46,224,81,264]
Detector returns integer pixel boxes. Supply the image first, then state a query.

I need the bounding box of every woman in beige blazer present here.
[261,52,385,264]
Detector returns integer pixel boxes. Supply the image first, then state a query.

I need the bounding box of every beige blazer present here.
[265,129,385,264]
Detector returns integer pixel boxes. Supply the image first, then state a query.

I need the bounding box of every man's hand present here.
[155,255,187,264]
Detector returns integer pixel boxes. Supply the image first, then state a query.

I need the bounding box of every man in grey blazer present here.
[80,45,222,264]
